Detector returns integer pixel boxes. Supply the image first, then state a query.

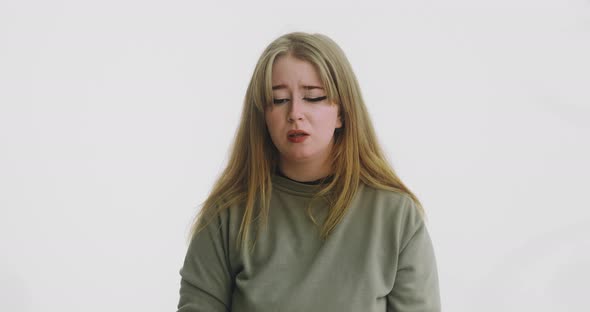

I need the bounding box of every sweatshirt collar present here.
[271,172,333,197]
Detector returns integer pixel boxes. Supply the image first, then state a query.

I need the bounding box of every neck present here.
[278,158,334,183]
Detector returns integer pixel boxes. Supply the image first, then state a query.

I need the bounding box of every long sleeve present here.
[177,213,234,312]
[386,217,441,312]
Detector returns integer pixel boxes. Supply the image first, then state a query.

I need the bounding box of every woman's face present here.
[265,55,342,169]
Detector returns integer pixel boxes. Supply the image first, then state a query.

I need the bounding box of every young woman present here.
[177,32,441,312]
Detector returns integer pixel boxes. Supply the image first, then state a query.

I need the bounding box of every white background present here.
[1,0,589,311]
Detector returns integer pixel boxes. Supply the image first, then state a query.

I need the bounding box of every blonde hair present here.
[188,31,425,251]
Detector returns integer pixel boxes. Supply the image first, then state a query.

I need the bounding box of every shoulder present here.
[358,184,420,220]
[357,184,424,245]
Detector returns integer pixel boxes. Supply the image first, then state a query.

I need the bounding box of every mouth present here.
[287,130,310,138]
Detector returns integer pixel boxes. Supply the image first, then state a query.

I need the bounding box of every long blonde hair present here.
[188,31,425,251]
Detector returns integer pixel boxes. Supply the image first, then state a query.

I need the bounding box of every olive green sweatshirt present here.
[177,174,441,311]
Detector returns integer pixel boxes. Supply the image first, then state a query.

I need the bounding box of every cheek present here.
[264,110,275,127]
[265,112,282,137]
[317,110,340,131]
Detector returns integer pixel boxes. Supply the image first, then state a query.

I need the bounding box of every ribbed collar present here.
[276,168,334,185]
[271,173,333,198]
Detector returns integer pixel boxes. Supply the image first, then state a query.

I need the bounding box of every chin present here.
[283,151,315,162]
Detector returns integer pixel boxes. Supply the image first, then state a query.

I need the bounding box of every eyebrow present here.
[271,84,324,90]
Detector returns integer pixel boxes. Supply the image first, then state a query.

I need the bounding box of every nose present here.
[287,97,304,122]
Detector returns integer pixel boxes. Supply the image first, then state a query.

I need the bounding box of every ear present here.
[336,114,343,129]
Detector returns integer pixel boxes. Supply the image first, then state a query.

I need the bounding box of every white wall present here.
[1,0,589,311]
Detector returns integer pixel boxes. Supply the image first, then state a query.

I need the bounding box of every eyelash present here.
[273,96,327,105]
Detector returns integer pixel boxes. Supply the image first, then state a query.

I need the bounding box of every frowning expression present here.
[265,54,342,165]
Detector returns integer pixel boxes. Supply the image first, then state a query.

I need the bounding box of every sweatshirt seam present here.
[399,220,424,255]
[272,185,323,198]
[398,195,424,254]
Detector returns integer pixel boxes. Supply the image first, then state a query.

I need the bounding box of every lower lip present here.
[288,135,309,143]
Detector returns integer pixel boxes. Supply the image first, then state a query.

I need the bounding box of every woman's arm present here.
[387,201,441,312]
[177,213,234,312]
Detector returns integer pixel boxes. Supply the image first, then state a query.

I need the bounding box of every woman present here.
[177,32,441,312]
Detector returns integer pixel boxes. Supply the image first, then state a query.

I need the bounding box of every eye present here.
[306,96,327,102]
[273,98,289,104]
[272,96,327,105]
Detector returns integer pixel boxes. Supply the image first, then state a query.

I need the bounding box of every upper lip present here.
[287,129,309,137]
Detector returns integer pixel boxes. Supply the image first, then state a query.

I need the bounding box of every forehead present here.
[271,55,323,89]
